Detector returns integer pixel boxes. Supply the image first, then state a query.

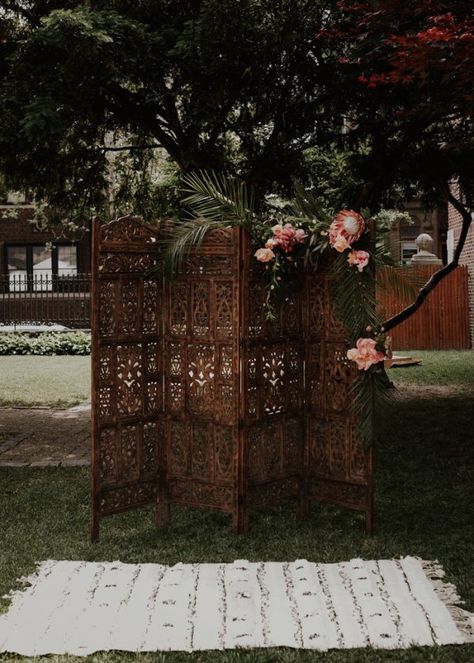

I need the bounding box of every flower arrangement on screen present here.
[252,209,386,373]
[163,171,413,444]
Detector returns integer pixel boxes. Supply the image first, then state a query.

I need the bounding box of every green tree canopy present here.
[0,1,335,219]
[0,1,472,222]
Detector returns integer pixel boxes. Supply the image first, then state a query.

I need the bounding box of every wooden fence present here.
[377,265,470,350]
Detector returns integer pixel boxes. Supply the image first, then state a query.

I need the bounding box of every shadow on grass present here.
[0,391,473,662]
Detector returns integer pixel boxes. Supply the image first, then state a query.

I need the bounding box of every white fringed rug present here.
[0,557,472,656]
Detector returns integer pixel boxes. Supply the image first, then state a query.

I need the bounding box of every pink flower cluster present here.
[347,338,385,371]
[329,210,365,252]
[255,223,307,262]
[347,250,370,272]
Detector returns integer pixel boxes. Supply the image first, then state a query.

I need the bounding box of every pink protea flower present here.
[333,234,351,253]
[254,247,275,263]
[347,250,370,272]
[329,209,365,248]
[347,338,385,371]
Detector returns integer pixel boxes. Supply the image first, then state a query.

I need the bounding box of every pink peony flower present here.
[266,223,307,253]
[329,209,365,249]
[255,247,276,263]
[347,250,370,272]
[347,338,385,371]
[333,234,351,253]
[265,238,278,249]
[294,228,307,243]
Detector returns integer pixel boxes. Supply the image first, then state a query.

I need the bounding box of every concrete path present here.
[0,404,90,467]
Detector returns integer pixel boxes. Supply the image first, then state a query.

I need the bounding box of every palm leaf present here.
[351,368,393,447]
[330,253,378,343]
[376,263,424,302]
[181,170,255,228]
[161,170,256,277]
[161,216,240,277]
[288,179,326,221]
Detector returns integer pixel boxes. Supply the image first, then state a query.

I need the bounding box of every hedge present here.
[0,331,91,355]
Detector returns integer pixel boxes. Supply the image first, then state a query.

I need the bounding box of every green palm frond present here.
[376,263,425,302]
[161,216,240,277]
[352,368,393,447]
[160,171,256,277]
[181,170,255,228]
[330,253,378,343]
[288,180,326,221]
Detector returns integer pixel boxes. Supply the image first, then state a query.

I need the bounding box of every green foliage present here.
[182,171,256,228]
[0,331,90,355]
[0,1,335,222]
[162,171,261,276]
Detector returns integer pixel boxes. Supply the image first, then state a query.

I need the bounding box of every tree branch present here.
[100,144,162,153]
[381,183,472,333]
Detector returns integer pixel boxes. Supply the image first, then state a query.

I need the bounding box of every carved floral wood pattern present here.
[92,218,373,539]
[92,217,164,539]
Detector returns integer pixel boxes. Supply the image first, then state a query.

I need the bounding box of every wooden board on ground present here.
[385,355,423,368]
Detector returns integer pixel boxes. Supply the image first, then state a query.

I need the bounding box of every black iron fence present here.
[0,273,91,328]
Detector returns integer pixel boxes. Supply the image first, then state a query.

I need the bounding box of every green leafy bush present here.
[0,331,91,355]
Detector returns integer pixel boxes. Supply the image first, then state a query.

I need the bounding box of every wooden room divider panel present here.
[91,217,166,540]
[91,217,373,539]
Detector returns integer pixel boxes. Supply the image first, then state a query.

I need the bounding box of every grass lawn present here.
[0,355,90,407]
[0,351,473,661]
[389,350,474,388]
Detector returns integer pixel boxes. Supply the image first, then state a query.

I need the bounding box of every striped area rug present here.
[0,557,472,656]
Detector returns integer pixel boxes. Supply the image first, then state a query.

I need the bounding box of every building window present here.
[5,244,77,292]
[400,241,417,265]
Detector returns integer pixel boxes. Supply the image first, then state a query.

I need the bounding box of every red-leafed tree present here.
[316,0,474,330]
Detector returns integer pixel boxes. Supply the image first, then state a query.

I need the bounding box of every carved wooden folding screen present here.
[92,217,373,539]
[91,217,166,540]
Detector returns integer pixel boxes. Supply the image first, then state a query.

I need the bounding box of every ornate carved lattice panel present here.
[169,420,191,476]
[324,343,354,413]
[187,344,216,417]
[261,345,286,415]
[169,282,188,337]
[98,281,116,337]
[143,279,161,335]
[215,282,233,339]
[98,428,117,486]
[214,426,234,483]
[92,217,163,536]
[308,417,330,477]
[118,424,139,481]
[191,423,211,480]
[169,480,233,510]
[304,269,372,524]
[119,279,140,335]
[116,344,143,416]
[192,282,210,338]
[283,418,303,474]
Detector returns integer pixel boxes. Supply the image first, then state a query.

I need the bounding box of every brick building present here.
[447,185,474,346]
[0,196,91,327]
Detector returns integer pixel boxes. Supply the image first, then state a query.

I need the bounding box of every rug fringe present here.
[421,559,474,643]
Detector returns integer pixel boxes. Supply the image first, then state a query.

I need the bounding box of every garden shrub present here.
[0,331,91,355]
